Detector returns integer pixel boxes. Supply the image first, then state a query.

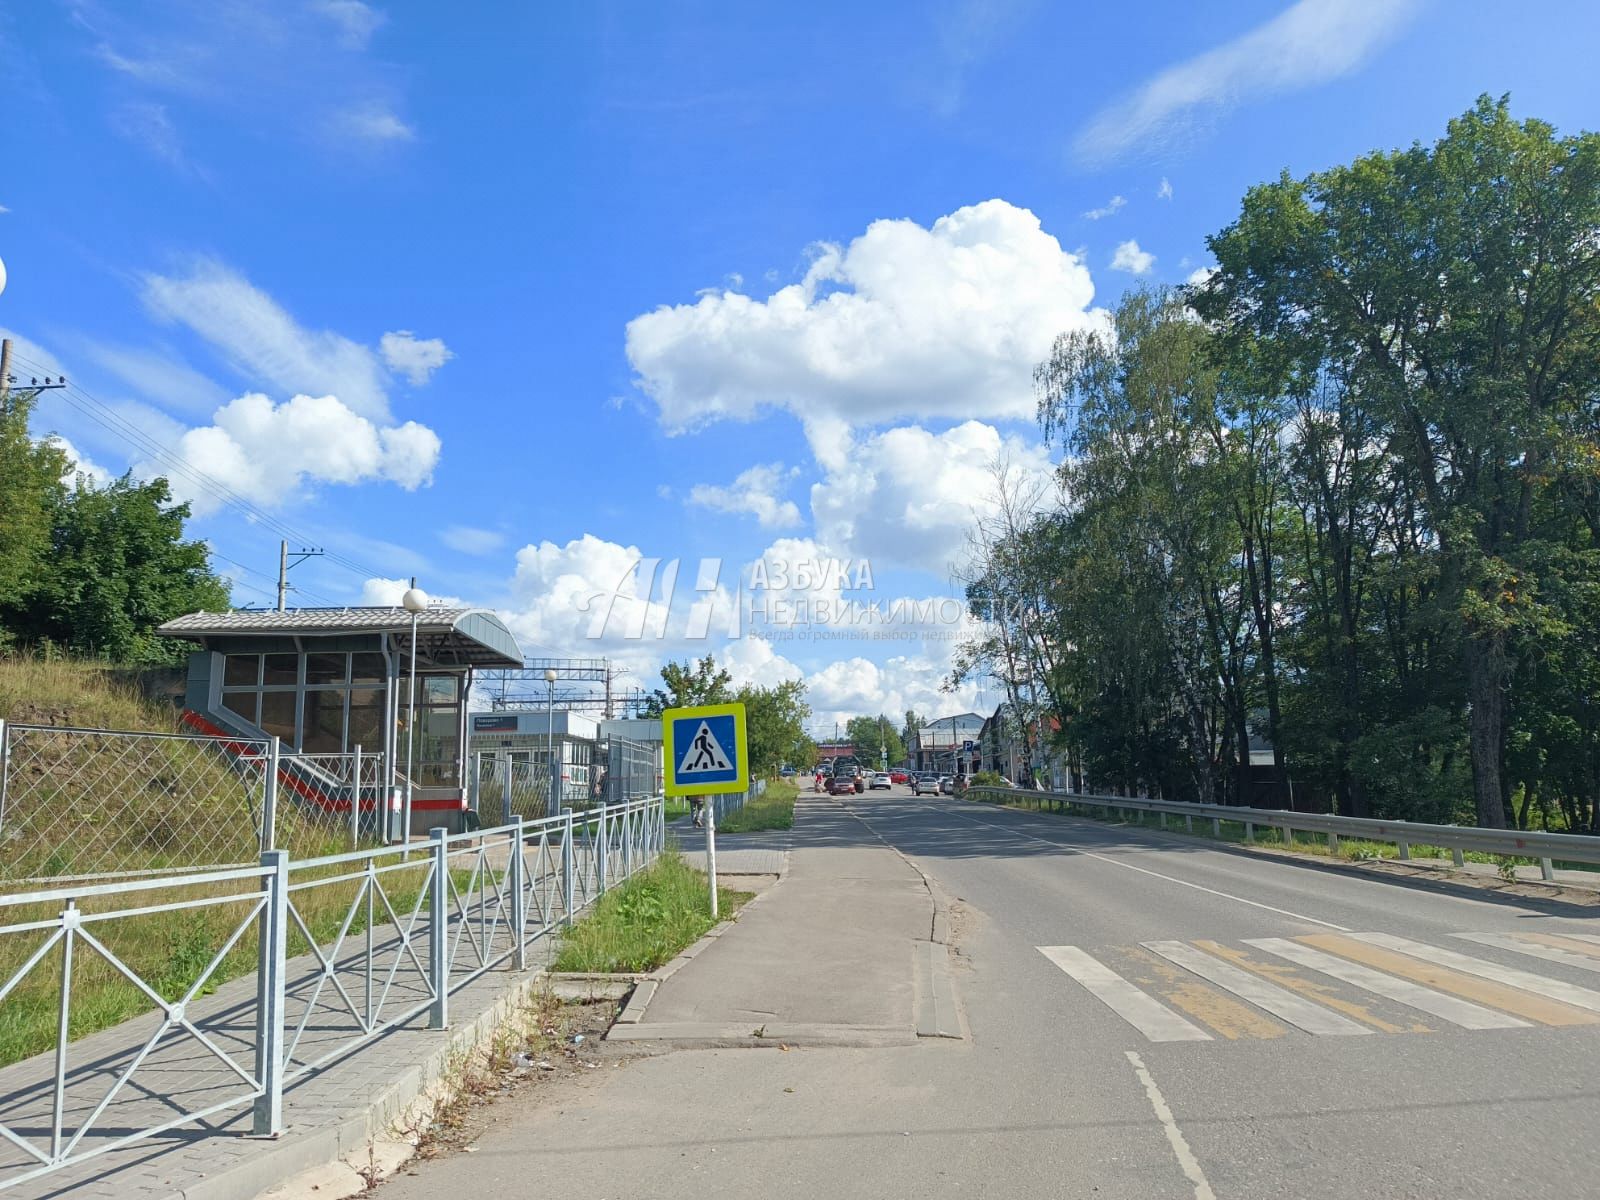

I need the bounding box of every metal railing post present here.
[563,811,576,926]
[510,817,527,971]
[428,827,449,1029]
[252,849,288,1136]
[351,745,363,849]
[1541,857,1556,882]
[596,804,609,895]
[623,803,634,880]
[262,737,281,852]
[0,718,10,836]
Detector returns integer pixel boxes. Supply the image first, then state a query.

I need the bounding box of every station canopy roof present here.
[156,606,524,669]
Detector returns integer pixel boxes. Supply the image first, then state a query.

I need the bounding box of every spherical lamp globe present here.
[401,587,429,614]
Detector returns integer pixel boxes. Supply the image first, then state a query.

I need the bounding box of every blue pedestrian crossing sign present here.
[663,702,749,796]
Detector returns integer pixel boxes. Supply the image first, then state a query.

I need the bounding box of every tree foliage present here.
[0,390,229,663]
[957,98,1600,832]
[845,714,905,767]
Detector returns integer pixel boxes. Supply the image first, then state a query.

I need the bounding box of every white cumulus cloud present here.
[380,330,453,385]
[1075,0,1422,163]
[152,392,440,512]
[688,463,803,529]
[626,199,1104,441]
[812,421,1055,573]
[1111,240,1156,275]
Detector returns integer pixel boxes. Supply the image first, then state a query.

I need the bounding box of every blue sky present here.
[3,0,1598,732]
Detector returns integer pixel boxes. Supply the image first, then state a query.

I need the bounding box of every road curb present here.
[602,883,780,1033]
[210,968,559,1200]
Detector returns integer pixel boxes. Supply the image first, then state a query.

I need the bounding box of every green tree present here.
[0,391,228,663]
[737,679,813,776]
[845,714,904,768]
[1199,96,1600,827]
[640,654,733,716]
[0,389,68,635]
[21,476,230,663]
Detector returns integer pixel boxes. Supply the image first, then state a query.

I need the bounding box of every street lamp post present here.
[545,668,559,813]
[401,587,429,844]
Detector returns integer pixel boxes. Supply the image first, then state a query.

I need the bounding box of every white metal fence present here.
[0,796,665,1192]
[967,786,1600,877]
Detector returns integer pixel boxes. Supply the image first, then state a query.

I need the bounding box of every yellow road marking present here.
[1194,940,1423,1034]
[1119,947,1287,1040]
[1299,934,1600,1027]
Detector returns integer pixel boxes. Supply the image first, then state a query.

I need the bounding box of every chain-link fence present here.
[243,746,391,855]
[0,722,396,885]
[0,721,270,884]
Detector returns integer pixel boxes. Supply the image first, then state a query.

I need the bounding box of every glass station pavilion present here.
[157,606,523,830]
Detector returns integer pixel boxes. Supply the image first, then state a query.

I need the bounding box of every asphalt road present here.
[380,786,1600,1199]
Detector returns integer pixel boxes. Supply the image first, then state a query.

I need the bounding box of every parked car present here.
[938,776,956,795]
[889,769,908,784]
[913,774,941,796]
[827,773,856,796]
[779,765,796,777]
[870,772,891,790]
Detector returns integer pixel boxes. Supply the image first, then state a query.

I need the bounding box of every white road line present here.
[1557,932,1600,947]
[1125,1050,1217,1200]
[1037,946,1212,1042]
[911,799,1350,931]
[1245,937,1530,1030]
[1351,933,1600,1013]
[1143,940,1370,1036]
[1454,932,1600,976]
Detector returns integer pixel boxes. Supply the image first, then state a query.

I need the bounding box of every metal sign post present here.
[704,794,718,918]
[662,703,748,920]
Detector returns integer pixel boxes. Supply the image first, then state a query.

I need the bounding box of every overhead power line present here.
[9,348,393,586]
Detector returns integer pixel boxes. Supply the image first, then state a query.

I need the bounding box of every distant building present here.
[912,712,984,776]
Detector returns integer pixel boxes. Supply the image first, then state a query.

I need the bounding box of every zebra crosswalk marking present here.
[1038,946,1212,1042]
[1351,933,1600,1015]
[1523,933,1600,961]
[1143,941,1372,1036]
[1193,940,1417,1034]
[1245,938,1530,1030]
[1457,932,1600,975]
[1119,947,1288,1041]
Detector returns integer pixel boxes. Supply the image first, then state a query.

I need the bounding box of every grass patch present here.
[717,780,797,834]
[551,848,750,973]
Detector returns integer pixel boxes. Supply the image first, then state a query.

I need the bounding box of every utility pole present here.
[604,662,614,720]
[0,339,10,406]
[276,540,325,611]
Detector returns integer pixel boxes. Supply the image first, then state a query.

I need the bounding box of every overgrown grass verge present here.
[551,848,750,974]
[717,780,798,834]
[972,792,1599,878]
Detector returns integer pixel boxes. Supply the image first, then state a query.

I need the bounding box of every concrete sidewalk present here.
[610,795,950,1045]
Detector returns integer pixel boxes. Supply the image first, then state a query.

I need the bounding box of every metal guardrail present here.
[966,787,1600,880]
[0,795,665,1191]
